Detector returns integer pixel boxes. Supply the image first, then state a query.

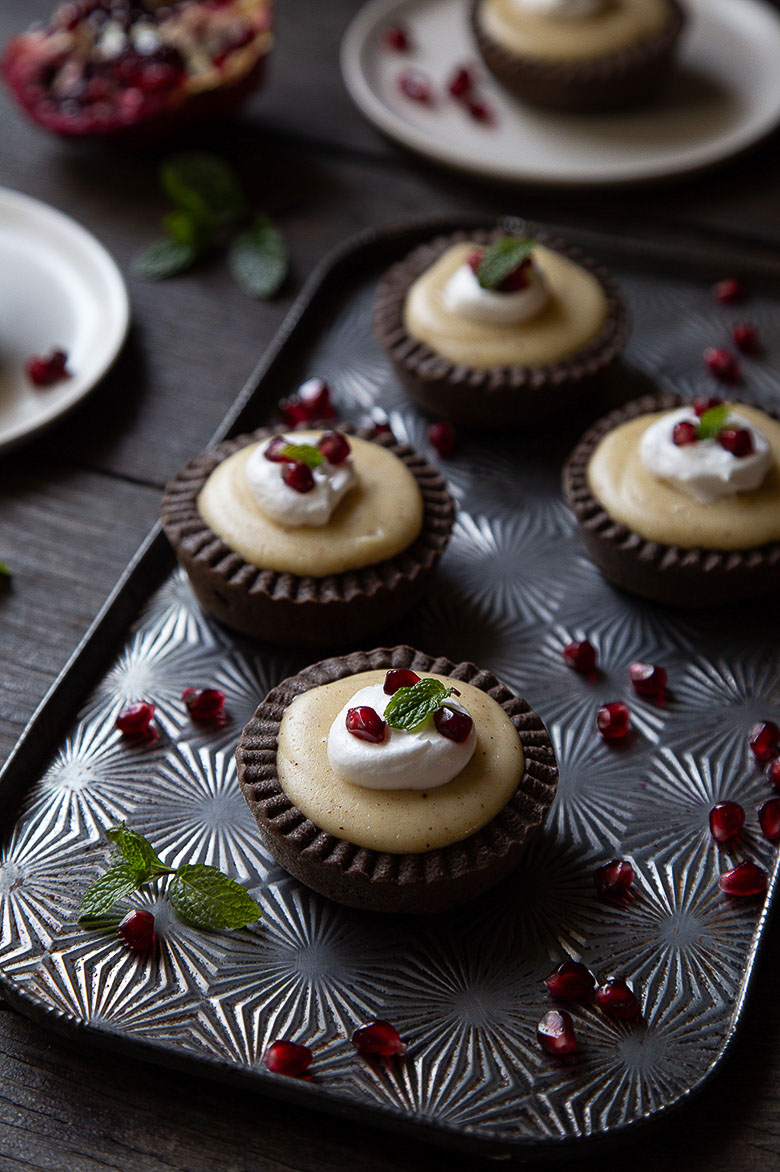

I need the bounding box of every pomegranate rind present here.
[2,0,273,143]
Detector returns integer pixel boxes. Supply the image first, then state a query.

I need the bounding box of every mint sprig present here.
[133,238,198,281]
[384,678,458,732]
[279,442,325,468]
[476,237,535,291]
[228,215,288,299]
[161,151,246,230]
[78,825,261,932]
[697,403,731,440]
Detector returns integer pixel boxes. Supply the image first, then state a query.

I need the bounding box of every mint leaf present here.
[228,215,287,299]
[133,238,197,281]
[161,152,246,229]
[697,403,731,440]
[78,865,139,922]
[168,864,261,931]
[105,824,173,884]
[0,563,10,590]
[163,210,209,250]
[385,678,455,732]
[476,237,535,291]
[279,442,325,468]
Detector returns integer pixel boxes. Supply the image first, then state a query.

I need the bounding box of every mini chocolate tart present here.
[161,426,454,646]
[563,392,780,607]
[373,226,629,428]
[236,646,558,914]
[471,0,685,113]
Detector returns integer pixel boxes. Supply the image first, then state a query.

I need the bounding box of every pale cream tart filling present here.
[478,0,671,61]
[276,670,525,853]
[197,431,424,577]
[587,406,780,550]
[404,243,608,369]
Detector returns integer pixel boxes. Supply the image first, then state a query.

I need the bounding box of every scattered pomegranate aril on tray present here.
[397,68,433,104]
[593,859,634,901]
[433,706,473,743]
[352,1020,407,1057]
[537,1009,578,1055]
[346,706,386,744]
[383,24,411,53]
[718,861,768,897]
[708,801,745,844]
[704,347,740,383]
[464,96,493,124]
[428,420,456,456]
[25,348,69,386]
[182,687,226,722]
[713,277,745,305]
[595,978,641,1021]
[448,65,475,99]
[544,960,595,1002]
[263,1040,313,1078]
[115,701,155,737]
[767,758,780,789]
[758,797,780,842]
[732,322,760,354]
[2,0,274,143]
[629,662,667,698]
[117,909,156,953]
[383,668,420,695]
[562,640,597,674]
[749,721,780,763]
[596,702,631,741]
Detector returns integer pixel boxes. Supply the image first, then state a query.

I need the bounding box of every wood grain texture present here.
[0,0,779,1167]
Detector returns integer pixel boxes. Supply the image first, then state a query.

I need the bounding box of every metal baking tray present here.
[1,218,779,1160]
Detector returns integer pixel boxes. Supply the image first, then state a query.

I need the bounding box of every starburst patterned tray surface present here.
[1,220,779,1159]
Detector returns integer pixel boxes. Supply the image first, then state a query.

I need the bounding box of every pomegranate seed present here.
[372,421,393,438]
[352,1019,407,1057]
[767,759,780,789]
[629,662,667,697]
[397,69,433,104]
[672,421,698,447]
[595,978,641,1021]
[749,721,780,763]
[593,859,634,900]
[117,909,155,953]
[318,430,350,465]
[428,420,456,456]
[25,348,69,387]
[692,396,723,417]
[264,436,289,463]
[497,258,531,292]
[544,960,595,1001]
[433,706,473,743]
[263,1040,313,1077]
[562,640,597,674]
[282,461,315,493]
[596,702,631,741]
[346,706,386,744]
[713,277,744,305]
[448,66,475,98]
[704,347,740,383]
[383,668,420,695]
[465,97,493,124]
[115,701,155,737]
[732,322,760,354]
[278,398,309,427]
[708,801,745,843]
[718,428,754,458]
[383,24,411,52]
[758,797,780,842]
[467,248,484,274]
[718,860,767,897]
[182,687,226,722]
[279,378,335,426]
[537,1009,577,1056]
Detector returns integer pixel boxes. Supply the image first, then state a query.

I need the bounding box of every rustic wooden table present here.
[1,1,779,1168]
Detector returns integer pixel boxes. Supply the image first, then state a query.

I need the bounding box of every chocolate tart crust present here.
[471,0,686,113]
[373,225,630,428]
[161,426,455,646]
[236,646,558,914]
[562,392,780,608]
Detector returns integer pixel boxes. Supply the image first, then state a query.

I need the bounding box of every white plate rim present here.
[341,0,780,187]
[0,186,130,454]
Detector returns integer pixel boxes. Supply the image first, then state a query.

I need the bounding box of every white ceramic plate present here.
[0,187,130,454]
[341,0,780,186]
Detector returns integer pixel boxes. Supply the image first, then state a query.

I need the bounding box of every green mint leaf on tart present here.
[476,237,535,291]
[161,151,246,229]
[105,823,174,884]
[78,864,139,922]
[697,403,731,440]
[168,864,261,930]
[132,238,198,281]
[228,214,288,300]
[279,442,325,468]
[384,678,458,732]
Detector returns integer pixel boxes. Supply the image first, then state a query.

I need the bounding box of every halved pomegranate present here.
[2,0,273,142]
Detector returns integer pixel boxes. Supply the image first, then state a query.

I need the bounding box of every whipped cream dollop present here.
[327,683,476,790]
[441,260,548,327]
[244,434,357,527]
[640,408,772,505]
[511,0,607,18]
